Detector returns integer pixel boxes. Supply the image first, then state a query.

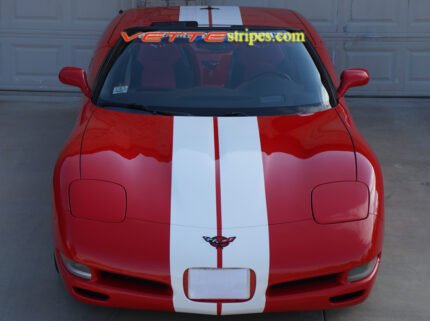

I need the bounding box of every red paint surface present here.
[213,117,222,315]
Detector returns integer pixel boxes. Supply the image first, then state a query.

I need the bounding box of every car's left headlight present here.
[311,181,369,224]
[348,257,378,282]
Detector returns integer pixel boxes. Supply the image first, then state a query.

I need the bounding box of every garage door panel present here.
[0,36,97,91]
[277,0,340,32]
[2,0,64,28]
[343,0,406,33]
[339,41,400,95]
[407,0,430,32]
[407,51,430,81]
[346,50,396,83]
[3,1,121,31]
[405,45,430,92]
[15,0,61,21]
[7,44,63,91]
[15,45,62,77]
[71,0,122,27]
[3,38,66,91]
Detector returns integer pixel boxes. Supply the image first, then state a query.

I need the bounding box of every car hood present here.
[80,107,356,228]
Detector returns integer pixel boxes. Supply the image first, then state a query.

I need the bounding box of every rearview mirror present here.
[59,67,91,98]
[337,68,370,98]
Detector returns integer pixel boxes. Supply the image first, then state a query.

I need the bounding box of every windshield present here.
[97,30,332,116]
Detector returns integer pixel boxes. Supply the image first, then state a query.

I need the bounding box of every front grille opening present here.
[267,273,339,296]
[330,290,365,303]
[99,271,172,296]
[74,287,109,301]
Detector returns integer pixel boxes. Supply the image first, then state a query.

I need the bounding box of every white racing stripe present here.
[170,117,217,315]
[179,6,209,26]
[211,6,243,26]
[218,117,270,315]
[173,6,269,316]
[212,6,269,315]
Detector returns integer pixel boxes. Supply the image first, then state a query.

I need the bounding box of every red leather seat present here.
[136,44,183,89]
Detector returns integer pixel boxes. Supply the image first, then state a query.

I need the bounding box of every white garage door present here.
[0,0,133,92]
[213,0,430,97]
[1,0,430,97]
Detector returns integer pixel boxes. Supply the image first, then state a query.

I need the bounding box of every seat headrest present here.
[136,43,182,65]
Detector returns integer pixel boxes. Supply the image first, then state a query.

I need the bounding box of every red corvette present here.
[53,6,383,315]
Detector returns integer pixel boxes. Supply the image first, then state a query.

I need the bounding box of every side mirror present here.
[59,67,91,98]
[337,68,370,98]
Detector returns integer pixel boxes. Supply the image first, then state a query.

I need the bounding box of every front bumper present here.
[56,249,381,314]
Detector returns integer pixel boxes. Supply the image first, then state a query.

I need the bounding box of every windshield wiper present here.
[100,102,252,117]
[100,102,190,116]
[219,111,250,117]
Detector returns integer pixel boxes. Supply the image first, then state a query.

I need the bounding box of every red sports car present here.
[53,6,383,315]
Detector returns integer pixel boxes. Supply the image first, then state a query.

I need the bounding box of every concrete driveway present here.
[0,97,429,321]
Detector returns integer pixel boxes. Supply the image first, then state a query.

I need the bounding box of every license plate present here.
[187,268,250,300]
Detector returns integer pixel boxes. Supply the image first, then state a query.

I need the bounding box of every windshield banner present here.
[121,29,306,46]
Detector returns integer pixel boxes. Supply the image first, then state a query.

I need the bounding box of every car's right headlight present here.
[69,179,127,222]
[60,254,92,280]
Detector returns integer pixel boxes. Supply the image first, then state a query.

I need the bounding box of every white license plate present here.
[188,268,250,300]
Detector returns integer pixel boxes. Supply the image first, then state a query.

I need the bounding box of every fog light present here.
[348,258,378,282]
[61,254,92,280]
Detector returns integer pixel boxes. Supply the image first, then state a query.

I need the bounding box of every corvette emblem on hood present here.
[203,236,236,249]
